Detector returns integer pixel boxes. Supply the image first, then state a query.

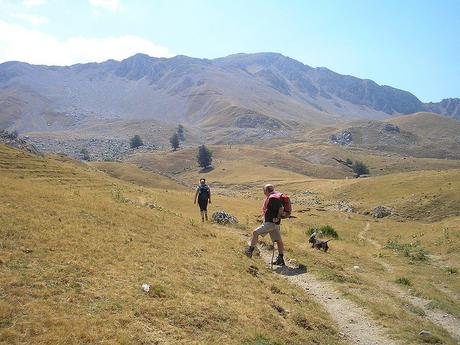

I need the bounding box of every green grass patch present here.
[384,240,428,262]
[444,266,458,274]
[306,225,339,239]
[395,277,412,286]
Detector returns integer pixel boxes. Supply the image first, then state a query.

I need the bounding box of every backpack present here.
[198,184,210,199]
[279,194,292,219]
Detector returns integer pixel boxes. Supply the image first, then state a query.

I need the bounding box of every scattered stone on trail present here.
[337,201,355,213]
[372,206,392,218]
[141,283,150,293]
[212,211,239,224]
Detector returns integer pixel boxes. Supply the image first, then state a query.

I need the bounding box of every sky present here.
[0,0,458,102]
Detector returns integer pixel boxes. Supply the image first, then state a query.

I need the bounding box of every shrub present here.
[346,158,353,165]
[395,277,412,286]
[177,124,185,142]
[130,135,143,148]
[197,144,213,168]
[352,160,370,176]
[306,225,339,239]
[444,266,458,274]
[80,148,90,161]
[170,133,179,151]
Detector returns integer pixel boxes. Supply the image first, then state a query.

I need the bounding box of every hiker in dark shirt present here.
[245,184,285,266]
[194,178,211,222]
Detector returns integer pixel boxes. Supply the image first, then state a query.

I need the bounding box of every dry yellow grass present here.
[0,144,345,345]
[123,143,460,344]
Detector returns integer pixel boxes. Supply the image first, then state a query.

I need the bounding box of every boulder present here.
[211,211,239,225]
[382,123,400,132]
[330,130,352,145]
[372,206,392,218]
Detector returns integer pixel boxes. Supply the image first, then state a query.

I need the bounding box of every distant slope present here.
[0,52,458,139]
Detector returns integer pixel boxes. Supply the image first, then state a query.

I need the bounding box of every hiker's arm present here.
[208,189,211,203]
[194,189,198,204]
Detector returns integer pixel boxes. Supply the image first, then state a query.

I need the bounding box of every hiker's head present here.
[200,178,206,185]
[263,184,274,196]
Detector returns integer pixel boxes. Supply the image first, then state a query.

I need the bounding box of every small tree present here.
[177,124,185,142]
[352,161,370,176]
[130,135,144,149]
[80,148,90,161]
[197,145,212,168]
[170,133,180,151]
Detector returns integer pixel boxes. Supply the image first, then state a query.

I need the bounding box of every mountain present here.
[0,52,458,137]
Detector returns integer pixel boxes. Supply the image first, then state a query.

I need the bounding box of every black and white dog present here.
[309,232,333,252]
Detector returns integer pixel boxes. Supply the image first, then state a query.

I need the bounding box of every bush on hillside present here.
[177,124,185,142]
[197,144,213,168]
[170,133,180,151]
[130,135,144,149]
[306,225,339,239]
[80,148,90,161]
[352,160,370,176]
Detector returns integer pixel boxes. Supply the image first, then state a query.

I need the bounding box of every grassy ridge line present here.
[0,144,344,345]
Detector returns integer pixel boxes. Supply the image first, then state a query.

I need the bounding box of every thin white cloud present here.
[0,20,174,65]
[89,0,119,12]
[22,0,46,7]
[12,13,48,25]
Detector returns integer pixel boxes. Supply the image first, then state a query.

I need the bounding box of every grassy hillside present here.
[125,143,460,187]
[125,146,460,344]
[0,144,344,345]
[2,143,460,344]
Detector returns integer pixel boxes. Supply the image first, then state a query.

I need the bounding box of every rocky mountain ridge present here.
[0,52,458,137]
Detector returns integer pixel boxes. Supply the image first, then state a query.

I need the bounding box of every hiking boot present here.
[245,246,255,258]
[272,255,285,266]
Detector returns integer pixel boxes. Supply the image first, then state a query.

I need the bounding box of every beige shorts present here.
[255,222,282,242]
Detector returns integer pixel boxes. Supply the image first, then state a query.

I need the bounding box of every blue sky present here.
[0,0,458,102]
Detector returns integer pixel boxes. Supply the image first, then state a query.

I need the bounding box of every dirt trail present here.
[358,223,460,342]
[254,246,400,345]
[358,222,393,273]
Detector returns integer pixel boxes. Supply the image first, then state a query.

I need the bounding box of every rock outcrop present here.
[211,211,239,225]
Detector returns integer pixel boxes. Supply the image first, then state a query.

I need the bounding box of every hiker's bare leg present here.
[276,239,284,255]
[201,211,205,222]
[205,211,208,221]
[250,230,259,247]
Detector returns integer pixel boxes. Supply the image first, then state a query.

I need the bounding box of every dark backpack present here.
[198,184,210,199]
